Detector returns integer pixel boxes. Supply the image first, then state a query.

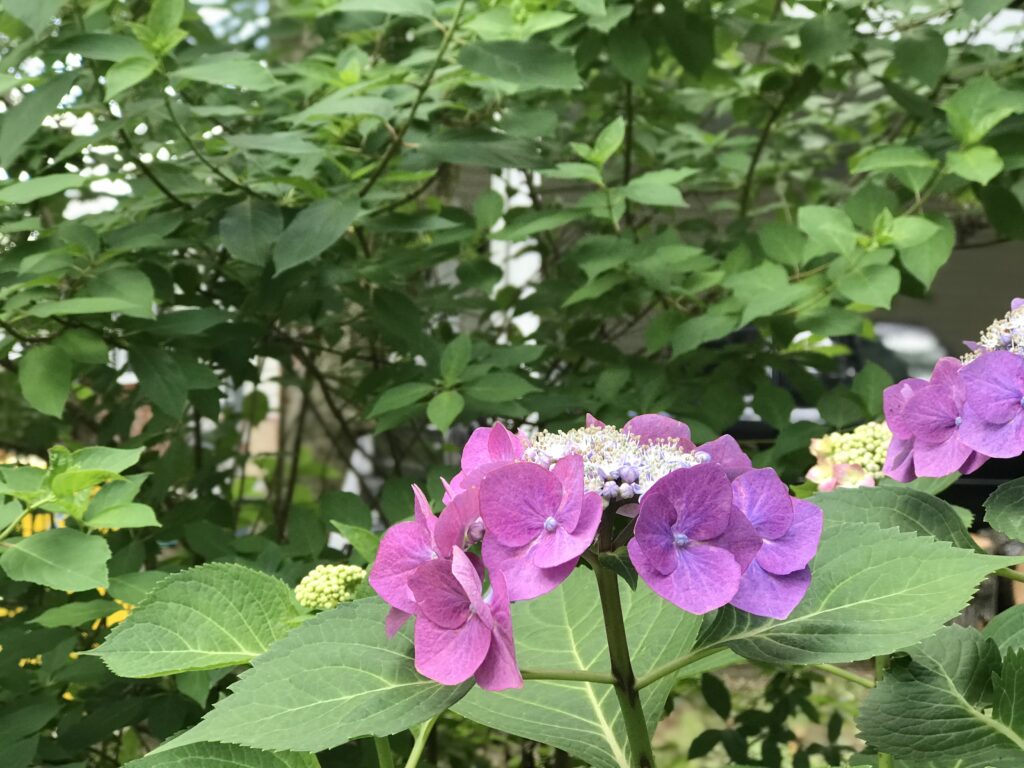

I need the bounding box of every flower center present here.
[1020,395,1024,408]
[543,516,558,533]
[673,532,689,548]
[955,415,962,427]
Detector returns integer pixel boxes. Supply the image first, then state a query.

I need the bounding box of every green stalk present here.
[374,736,393,768]
[593,556,656,768]
[404,714,440,768]
[875,655,894,768]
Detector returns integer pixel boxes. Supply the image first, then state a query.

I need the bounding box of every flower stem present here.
[374,736,393,768]
[875,655,894,768]
[997,567,1024,584]
[634,646,731,690]
[593,557,656,768]
[521,667,616,684]
[810,663,875,690]
[404,714,440,768]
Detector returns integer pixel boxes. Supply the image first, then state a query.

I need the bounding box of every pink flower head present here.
[960,350,1024,459]
[444,423,525,503]
[627,463,761,615]
[410,548,522,691]
[728,469,822,619]
[479,454,602,601]
[622,414,696,450]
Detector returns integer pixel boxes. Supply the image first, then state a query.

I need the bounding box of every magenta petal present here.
[414,614,491,686]
[649,463,733,540]
[883,378,926,439]
[586,413,606,428]
[904,385,959,444]
[623,414,694,448]
[698,435,753,479]
[959,450,989,475]
[960,351,1024,425]
[960,405,1024,458]
[883,434,917,482]
[633,486,683,577]
[487,422,524,463]
[461,427,497,472]
[530,492,601,569]
[474,570,522,691]
[631,539,741,615]
[411,484,436,536]
[730,562,811,620]
[480,462,560,547]
[706,507,762,572]
[550,454,585,532]
[482,536,575,601]
[929,357,964,389]
[435,487,482,556]
[912,434,974,477]
[731,468,794,539]
[369,520,437,614]
[757,499,822,575]
[385,607,412,638]
[410,559,472,629]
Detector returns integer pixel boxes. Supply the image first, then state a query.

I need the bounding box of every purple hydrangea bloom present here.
[960,350,1024,458]
[444,423,524,504]
[627,463,761,615]
[696,434,753,479]
[410,548,522,691]
[728,469,822,619]
[882,376,925,482]
[479,454,602,601]
[622,414,696,450]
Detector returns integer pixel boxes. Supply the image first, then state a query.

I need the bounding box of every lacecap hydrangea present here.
[883,297,1024,482]
[369,414,823,692]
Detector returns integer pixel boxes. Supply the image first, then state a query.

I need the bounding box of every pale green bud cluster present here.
[821,421,891,477]
[295,564,366,611]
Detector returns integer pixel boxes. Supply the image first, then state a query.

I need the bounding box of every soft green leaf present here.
[662,6,715,75]
[5,0,64,35]
[419,130,543,168]
[273,198,359,274]
[699,520,1018,664]
[292,93,395,123]
[590,117,625,167]
[426,390,464,432]
[947,145,1004,185]
[0,73,74,167]
[65,34,151,62]
[105,57,158,99]
[220,198,283,267]
[985,477,1024,540]
[889,215,941,249]
[463,372,539,402]
[329,521,380,563]
[608,23,650,85]
[329,0,434,17]
[31,599,119,628]
[127,743,319,768]
[893,29,947,88]
[18,344,71,418]
[85,503,159,529]
[899,216,955,289]
[0,529,110,592]
[89,563,304,677]
[830,250,901,309]
[172,54,279,91]
[459,41,582,90]
[942,75,1024,146]
[367,382,434,418]
[30,268,155,319]
[147,0,184,36]
[798,205,858,256]
[851,146,938,174]
[455,570,702,768]
[724,262,816,325]
[440,335,472,384]
[799,11,852,68]
[851,361,893,417]
[672,312,739,357]
[131,347,190,417]
[757,221,810,269]
[153,599,470,753]
[858,627,1024,765]
[0,173,86,204]
[985,604,1024,654]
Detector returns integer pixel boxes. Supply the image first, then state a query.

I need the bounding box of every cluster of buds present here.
[295,564,366,611]
[806,422,890,492]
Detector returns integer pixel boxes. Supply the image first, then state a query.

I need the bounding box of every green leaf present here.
[127,742,319,768]
[440,335,472,384]
[147,0,184,36]
[985,477,1024,540]
[367,382,434,418]
[851,145,938,174]
[723,262,816,325]
[893,29,947,88]
[985,604,1024,654]
[947,146,1004,185]
[0,73,74,167]
[623,170,688,207]
[830,250,901,309]
[0,173,86,204]
[426,390,464,432]
[292,93,395,123]
[153,599,470,753]
[858,627,1024,765]
[757,222,810,269]
[942,75,1024,146]
[811,485,974,549]
[799,11,853,69]
[73,446,144,473]
[65,34,151,62]
[699,520,1018,664]
[89,563,304,677]
[85,502,159,530]
[329,521,381,563]
[273,198,359,274]
[672,312,739,357]
[851,361,893,417]
[30,268,155,319]
[330,0,435,17]
[105,57,158,99]
[890,215,941,248]
[459,41,582,90]
[172,54,279,91]
[662,5,715,76]
[220,198,284,266]
[798,205,858,256]
[419,130,543,169]
[0,529,110,592]
[454,570,702,768]
[18,344,72,418]
[608,23,650,85]
[463,372,539,402]
[31,599,118,628]
[4,0,64,35]
[590,117,625,167]
[131,347,190,417]
[899,216,954,289]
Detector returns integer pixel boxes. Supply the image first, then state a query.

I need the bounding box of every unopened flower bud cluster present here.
[825,421,891,477]
[295,564,366,611]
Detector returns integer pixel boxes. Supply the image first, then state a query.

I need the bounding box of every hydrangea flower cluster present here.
[369,415,823,691]
[295,564,366,610]
[883,298,1024,481]
[806,421,890,491]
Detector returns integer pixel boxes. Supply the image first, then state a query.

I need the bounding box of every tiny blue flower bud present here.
[618,464,640,484]
[543,516,558,533]
[694,451,711,464]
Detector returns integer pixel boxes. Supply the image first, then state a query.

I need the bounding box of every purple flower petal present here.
[623,414,695,450]
[730,562,811,620]
[697,435,753,479]
[435,487,483,556]
[479,462,560,547]
[414,612,492,686]
[481,536,576,601]
[585,413,606,428]
[412,484,436,535]
[647,463,733,540]
[884,378,927,440]
[883,433,916,482]
[530,491,601,569]
[960,351,1024,425]
[912,431,975,477]
[959,450,989,475]
[756,498,822,575]
[904,384,960,445]
[444,424,525,503]
[629,538,741,615]
[385,607,412,638]
[631,486,680,577]
[706,507,762,572]
[960,403,1024,458]
[550,454,585,532]
[369,518,437,615]
[410,558,472,630]
[929,357,964,389]
[473,570,522,691]
[731,468,794,540]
